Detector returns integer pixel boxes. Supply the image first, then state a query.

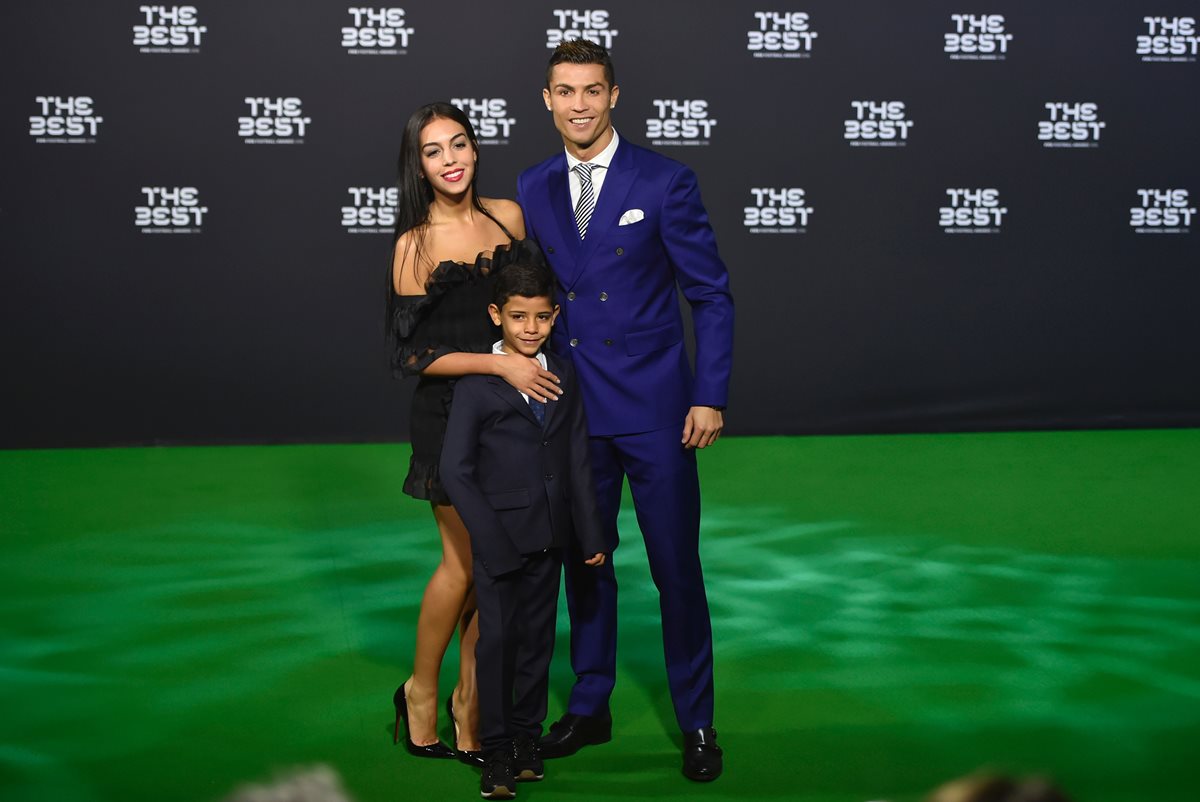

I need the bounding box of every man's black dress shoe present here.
[682,727,723,782]
[537,711,612,758]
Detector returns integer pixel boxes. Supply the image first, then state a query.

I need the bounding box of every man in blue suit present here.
[516,40,734,782]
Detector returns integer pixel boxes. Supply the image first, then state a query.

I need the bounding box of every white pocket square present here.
[618,209,645,226]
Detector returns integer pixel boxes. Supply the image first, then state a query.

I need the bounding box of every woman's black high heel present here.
[392,682,454,758]
[447,695,485,767]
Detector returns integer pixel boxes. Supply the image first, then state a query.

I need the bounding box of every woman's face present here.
[419,117,476,198]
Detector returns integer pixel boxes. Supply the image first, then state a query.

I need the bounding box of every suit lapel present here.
[547,157,583,262]
[577,141,638,269]
[541,354,564,431]
[486,376,539,426]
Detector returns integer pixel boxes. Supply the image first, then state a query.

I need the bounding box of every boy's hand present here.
[584,553,606,567]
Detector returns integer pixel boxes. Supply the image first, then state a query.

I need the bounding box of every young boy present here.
[439,260,607,800]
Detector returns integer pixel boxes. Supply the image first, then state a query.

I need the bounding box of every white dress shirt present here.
[492,340,548,405]
[565,128,620,210]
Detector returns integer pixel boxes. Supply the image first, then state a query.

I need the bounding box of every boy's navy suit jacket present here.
[439,353,605,578]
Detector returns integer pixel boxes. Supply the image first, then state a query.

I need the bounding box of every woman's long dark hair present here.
[385,102,502,344]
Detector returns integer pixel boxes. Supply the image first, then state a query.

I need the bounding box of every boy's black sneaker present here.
[480,748,516,800]
[513,734,544,782]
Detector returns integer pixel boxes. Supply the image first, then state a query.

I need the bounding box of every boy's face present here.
[489,295,559,357]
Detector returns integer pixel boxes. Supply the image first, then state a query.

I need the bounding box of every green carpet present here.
[2,431,1198,801]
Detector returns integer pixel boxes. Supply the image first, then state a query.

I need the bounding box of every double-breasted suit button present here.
[567,291,576,301]
[603,338,613,346]
[542,440,550,447]
[615,247,624,255]
[569,338,579,347]
[599,292,608,301]
[547,246,555,254]
[544,473,554,481]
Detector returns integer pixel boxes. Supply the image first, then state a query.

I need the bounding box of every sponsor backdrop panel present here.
[3,1,1197,447]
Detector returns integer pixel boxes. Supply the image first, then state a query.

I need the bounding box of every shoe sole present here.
[515,769,544,782]
[480,786,514,800]
[683,771,720,782]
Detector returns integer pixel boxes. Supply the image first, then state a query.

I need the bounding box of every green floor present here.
[2,431,1198,802]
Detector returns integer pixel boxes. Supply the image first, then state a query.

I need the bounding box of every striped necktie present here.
[573,162,597,239]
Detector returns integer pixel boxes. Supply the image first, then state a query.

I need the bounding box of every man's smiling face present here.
[543,62,619,160]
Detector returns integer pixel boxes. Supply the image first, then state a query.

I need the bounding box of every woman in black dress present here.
[386,103,561,762]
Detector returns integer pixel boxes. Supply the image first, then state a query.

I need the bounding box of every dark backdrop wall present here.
[3,1,1197,448]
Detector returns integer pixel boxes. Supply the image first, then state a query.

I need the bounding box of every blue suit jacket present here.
[517,137,734,436]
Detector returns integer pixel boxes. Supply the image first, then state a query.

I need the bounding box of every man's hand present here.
[495,355,562,402]
[681,406,723,449]
[585,552,606,566]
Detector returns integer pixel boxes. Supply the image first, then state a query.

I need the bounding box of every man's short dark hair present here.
[546,40,616,88]
[492,260,556,308]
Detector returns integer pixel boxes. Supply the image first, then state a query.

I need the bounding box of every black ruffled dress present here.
[390,238,539,504]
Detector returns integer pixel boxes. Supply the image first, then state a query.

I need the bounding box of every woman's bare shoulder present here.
[391,229,426,296]
[481,197,526,239]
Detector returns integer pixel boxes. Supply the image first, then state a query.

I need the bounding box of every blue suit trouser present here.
[562,424,715,732]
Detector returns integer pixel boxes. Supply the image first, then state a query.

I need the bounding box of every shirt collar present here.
[492,340,548,371]
[565,127,620,172]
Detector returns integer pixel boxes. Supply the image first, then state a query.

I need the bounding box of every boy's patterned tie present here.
[573,162,597,239]
[529,398,545,426]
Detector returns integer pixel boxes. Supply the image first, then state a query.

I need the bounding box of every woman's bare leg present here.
[452,586,481,751]
[404,503,474,746]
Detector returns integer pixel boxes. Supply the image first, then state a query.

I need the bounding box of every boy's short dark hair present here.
[546,40,616,88]
[492,260,556,308]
